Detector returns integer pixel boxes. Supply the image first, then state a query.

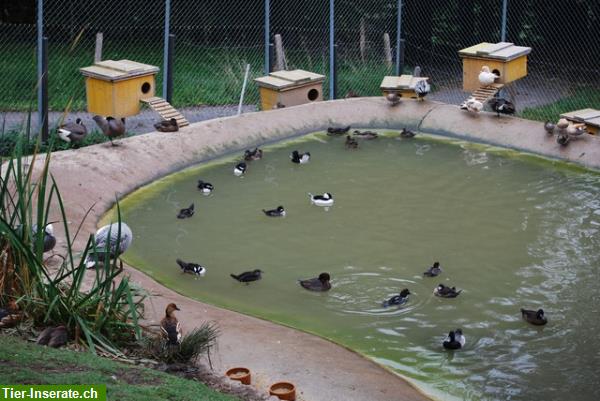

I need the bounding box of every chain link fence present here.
[1,0,599,135]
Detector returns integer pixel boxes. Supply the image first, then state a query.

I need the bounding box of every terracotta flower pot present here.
[225,367,251,385]
[269,381,296,401]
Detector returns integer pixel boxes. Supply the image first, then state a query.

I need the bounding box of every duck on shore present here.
[84,222,133,269]
[160,303,182,345]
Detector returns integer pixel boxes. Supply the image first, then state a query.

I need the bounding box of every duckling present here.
[84,222,133,269]
[299,272,331,291]
[244,148,263,161]
[423,261,442,277]
[443,329,465,350]
[327,125,351,136]
[197,180,214,195]
[478,66,498,86]
[414,79,430,100]
[58,118,88,145]
[234,162,247,176]
[433,284,462,298]
[160,303,182,345]
[308,192,334,207]
[544,121,556,135]
[460,97,483,113]
[399,128,416,138]
[230,269,263,283]
[353,130,378,140]
[489,97,516,117]
[386,92,400,106]
[32,223,56,253]
[291,150,310,164]
[0,301,21,329]
[176,258,206,277]
[382,288,410,307]
[345,135,359,149]
[177,204,194,219]
[262,206,286,217]
[521,308,547,326]
[37,326,68,348]
[154,118,179,133]
[93,115,126,146]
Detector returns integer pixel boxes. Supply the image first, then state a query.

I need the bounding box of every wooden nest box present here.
[380,75,429,99]
[459,42,532,92]
[255,69,325,110]
[560,108,600,135]
[80,59,159,117]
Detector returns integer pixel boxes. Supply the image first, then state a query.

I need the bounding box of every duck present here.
[154,118,179,132]
[423,262,442,277]
[176,258,206,277]
[262,206,286,217]
[382,288,410,307]
[353,130,378,140]
[327,125,351,136]
[557,133,570,146]
[345,90,360,98]
[460,97,484,113]
[521,308,547,326]
[230,269,263,283]
[488,97,516,117]
[443,329,465,350]
[234,162,247,176]
[244,148,263,161]
[544,121,556,135]
[177,204,195,219]
[93,115,126,146]
[84,222,133,269]
[566,124,586,138]
[197,180,214,195]
[309,192,334,207]
[160,303,182,345]
[0,301,21,329]
[299,272,331,291]
[32,223,56,253]
[386,92,400,106]
[36,326,68,348]
[433,284,462,298]
[58,118,88,145]
[399,128,416,138]
[345,135,359,149]
[291,150,310,164]
[478,66,498,86]
[414,79,430,100]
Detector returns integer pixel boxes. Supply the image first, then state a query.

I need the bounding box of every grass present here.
[0,334,238,401]
[520,89,600,122]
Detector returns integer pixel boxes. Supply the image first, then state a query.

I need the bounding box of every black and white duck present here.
[353,130,378,140]
[36,326,68,348]
[230,269,263,283]
[433,284,462,298]
[308,192,334,207]
[414,79,430,100]
[345,135,359,149]
[244,148,263,161]
[93,115,126,146]
[84,222,133,269]
[521,308,547,326]
[423,262,442,277]
[443,329,465,350]
[488,97,516,117]
[400,128,416,138]
[177,204,195,219]
[262,206,286,217]
[197,180,214,195]
[154,118,179,132]
[299,272,331,291]
[382,288,410,307]
[327,125,351,136]
[160,303,182,345]
[291,150,310,164]
[58,118,88,145]
[32,223,56,253]
[176,258,206,277]
[234,162,247,176]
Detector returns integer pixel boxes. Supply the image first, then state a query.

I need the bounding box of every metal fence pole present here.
[37,0,43,130]
[264,0,270,75]
[41,36,48,142]
[329,0,336,100]
[501,0,508,42]
[166,34,175,104]
[395,0,403,75]
[162,0,171,99]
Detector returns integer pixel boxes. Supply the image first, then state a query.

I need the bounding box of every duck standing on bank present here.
[299,272,331,291]
[197,180,214,195]
[488,97,516,117]
[544,121,556,135]
[443,329,465,350]
[161,303,182,345]
[386,92,400,106]
[58,118,88,145]
[460,97,484,113]
[291,150,310,164]
[414,79,430,101]
[176,258,206,277]
[262,206,286,217]
[154,118,179,132]
[84,222,133,269]
[93,115,126,146]
[434,284,462,298]
[521,308,547,325]
[230,269,263,283]
[32,223,56,253]
[423,262,442,277]
[382,288,410,307]
[556,118,570,146]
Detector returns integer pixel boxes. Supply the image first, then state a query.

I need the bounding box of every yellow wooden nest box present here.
[380,75,429,99]
[254,69,325,110]
[80,59,159,118]
[560,108,600,135]
[459,42,532,92]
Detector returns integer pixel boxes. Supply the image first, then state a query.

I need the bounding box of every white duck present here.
[478,66,498,87]
[460,97,483,113]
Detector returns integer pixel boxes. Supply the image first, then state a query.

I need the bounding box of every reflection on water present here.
[114,132,600,401]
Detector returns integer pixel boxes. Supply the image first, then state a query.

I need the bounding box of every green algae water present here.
[112,132,600,401]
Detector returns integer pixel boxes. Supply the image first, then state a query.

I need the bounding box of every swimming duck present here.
[299,272,331,291]
[160,303,182,345]
[36,326,68,348]
[489,97,516,117]
[327,125,351,136]
[382,288,410,307]
[32,223,56,253]
[93,115,126,146]
[443,329,465,350]
[154,118,179,132]
[291,150,310,164]
[177,204,195,219]
[345,135,359,149]
[460,97,484,113]
[433,284,462,298]
[521,308,547,326]
[423,262,442,277]
[244,148,263,161]
[309,192,334,207]
[399,128,416,138]
[414,79,430,100]
[197,180,214,195]
[230,269,263,283]
[84,222,133,269]
[353,130,378,140]
[262,206,286,217]
[58,118,88,145]
[544,121,556,135]
[478,66,498,87]
[386,92,400,106]
[176,258,206,277]
[0,301,21,329]
[234,162,247,176]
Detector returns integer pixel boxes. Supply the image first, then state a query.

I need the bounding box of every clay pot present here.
[269,381,296,401]
[225,367,251,385]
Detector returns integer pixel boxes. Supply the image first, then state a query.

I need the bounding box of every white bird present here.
[414,80,430,100]
[460,97,483,113]
[478,66,498,87]
[308,192,334,207]
[566,124,586,138]
[84,222,133,269]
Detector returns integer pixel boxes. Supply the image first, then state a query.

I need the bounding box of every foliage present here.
[520,89,600,122]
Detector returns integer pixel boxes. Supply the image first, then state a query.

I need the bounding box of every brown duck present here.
[36,326,68,348]
[93,115,126,146]
[154,118,179,133]
[160,303,182,345]
[299,272,331,292]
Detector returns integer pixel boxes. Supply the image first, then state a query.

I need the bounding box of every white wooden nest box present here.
[560,108,600,135]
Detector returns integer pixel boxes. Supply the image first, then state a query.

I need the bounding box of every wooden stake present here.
[383,33,392,67]
[359,18,366,63]
[274,34,287,71]
[94,32,103,63]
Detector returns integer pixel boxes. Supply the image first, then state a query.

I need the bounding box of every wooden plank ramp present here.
[140,97,189,128]
[468,83,504,103]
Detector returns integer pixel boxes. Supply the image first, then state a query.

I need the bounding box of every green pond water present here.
[110,132,600,401]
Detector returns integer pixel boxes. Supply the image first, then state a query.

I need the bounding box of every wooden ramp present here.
[468,83,504,104]
[141,97,189,127]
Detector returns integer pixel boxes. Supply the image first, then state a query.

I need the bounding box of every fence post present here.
[162,0,171,99]
[395,0,403,75]
[41,36,48,143]
[501,0,508,42]
[166,34,175,104]
[37,0,44,131]
[264,0,270,74]
[329,0,336,99]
